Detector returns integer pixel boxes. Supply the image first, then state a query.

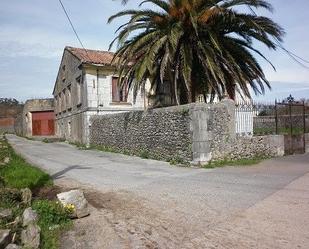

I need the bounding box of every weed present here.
[181,108,190,116]
[168,156,188,166]
[139,150,150,159]
[32,200,72,249]
[90,144,132,156]
[69,141,90,150]
[32,200,71,227]
[203,157,267,169]
[0,188,22,208]
[42,138,52,143]
[42,138,65,143]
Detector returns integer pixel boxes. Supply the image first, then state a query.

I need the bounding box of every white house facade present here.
[53,46,147,144]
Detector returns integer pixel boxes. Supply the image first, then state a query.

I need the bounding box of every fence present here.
[235,100,309,136]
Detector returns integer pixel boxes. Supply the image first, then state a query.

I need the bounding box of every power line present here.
[58,0,91,60]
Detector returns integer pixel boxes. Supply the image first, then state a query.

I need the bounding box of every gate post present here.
[303,101,306,153]
[275,99,278,134]
[289,103,292,135]
[303,101,306,134]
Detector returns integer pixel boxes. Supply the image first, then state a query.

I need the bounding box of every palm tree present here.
[108,0,284,105]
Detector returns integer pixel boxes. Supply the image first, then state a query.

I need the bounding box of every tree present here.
[0,98,19,105]
[109,0,284,105]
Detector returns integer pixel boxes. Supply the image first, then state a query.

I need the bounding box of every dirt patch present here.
[33,178,87,201]
[60,188,177,249]
[84,191,133,211]
[32,185,64,200]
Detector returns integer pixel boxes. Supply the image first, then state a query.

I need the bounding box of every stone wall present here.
[90,100,237,163]
[0,103,23,134]
[90,100,290,164]
[0,117,15,134]
[211,135,285,161]
[90,105,193,162]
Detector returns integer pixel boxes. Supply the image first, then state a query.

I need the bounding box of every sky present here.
[0,0,309,102]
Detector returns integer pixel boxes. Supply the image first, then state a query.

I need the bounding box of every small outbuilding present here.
[22,99,55,137]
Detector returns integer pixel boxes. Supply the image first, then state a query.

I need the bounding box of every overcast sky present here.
[0,0,309,102]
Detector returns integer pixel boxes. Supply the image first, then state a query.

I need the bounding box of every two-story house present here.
[53,46,147,144]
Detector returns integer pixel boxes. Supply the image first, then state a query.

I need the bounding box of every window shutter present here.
[112,77,120,102]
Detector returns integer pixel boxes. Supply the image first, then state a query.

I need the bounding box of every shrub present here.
[0,188,22,207]
[32,200,72,249]
[32,200,71,227]
[139,150,150,159]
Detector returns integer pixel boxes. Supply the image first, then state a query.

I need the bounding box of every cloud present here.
[0,41,63,58]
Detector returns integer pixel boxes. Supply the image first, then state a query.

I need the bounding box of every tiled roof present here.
[66,46,115,65]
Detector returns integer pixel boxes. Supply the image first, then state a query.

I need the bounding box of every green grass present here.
[203,157,266,169]
[32,200,72,249]
[0,147,52,190]
[0,135,72,249]
[254,127,305,135]
[69,141,90,150]
[42,138,52,143]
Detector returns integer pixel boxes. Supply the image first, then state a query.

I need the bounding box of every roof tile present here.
[66,46,115,65]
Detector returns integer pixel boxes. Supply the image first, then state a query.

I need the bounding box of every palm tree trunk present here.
[227,84,236,101]
[187,76,196,103]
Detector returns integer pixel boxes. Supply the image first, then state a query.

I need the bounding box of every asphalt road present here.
[7,135,309,249]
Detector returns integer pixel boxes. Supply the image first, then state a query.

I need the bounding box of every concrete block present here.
[192,142,210,153]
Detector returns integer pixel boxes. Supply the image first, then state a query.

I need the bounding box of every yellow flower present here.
[64,203,75,213]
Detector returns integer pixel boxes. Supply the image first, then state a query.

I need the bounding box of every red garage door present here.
[32,111,55,136]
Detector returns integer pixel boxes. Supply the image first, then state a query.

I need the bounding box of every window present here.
[76,82,81,106]
[67,85,72,108]
[112,77,128,102]
[62,90,66,111]
[76,76,82,106]
[55,96,58,113]
[58,94,62,113]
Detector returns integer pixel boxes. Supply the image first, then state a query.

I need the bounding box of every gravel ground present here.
[7,135,309,249]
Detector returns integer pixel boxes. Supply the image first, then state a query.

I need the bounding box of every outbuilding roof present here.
[66,46,115,65]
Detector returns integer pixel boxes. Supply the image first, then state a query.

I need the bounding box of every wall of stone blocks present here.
[90,105,193,162]
[212,135,285,161]
[89,100,290,164]
[0,103,23,134]
[0,118,15,134]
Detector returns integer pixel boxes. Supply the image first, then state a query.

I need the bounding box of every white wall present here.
[84,68,146,111]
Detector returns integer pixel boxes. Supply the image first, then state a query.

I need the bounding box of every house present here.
[21,99,55,137]
[53,46,147,144]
